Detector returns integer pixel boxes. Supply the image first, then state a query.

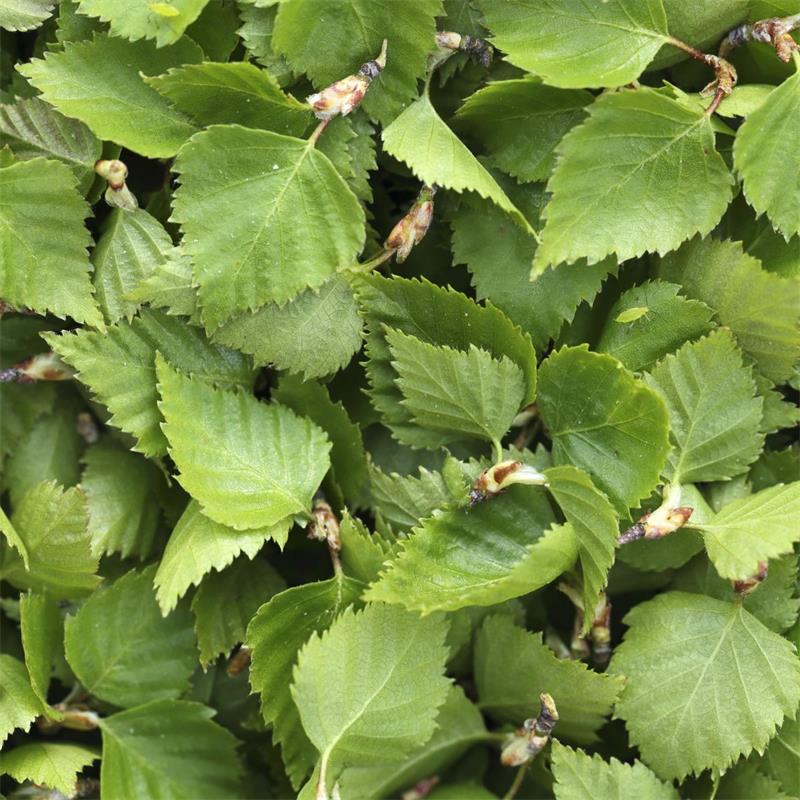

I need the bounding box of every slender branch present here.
[307,118,331,147]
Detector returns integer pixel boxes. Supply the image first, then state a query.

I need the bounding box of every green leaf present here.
[544,465,619,616]
[19,34,202,157]
[534,89,734,271]
[734,70,800,238]
[124,245,198,319]
[273,375,369,508]
[184,0,239,61]
[338,685,487,800]
[596,281,715,372]
[76,0,209,46]
[0,0,54,31]
[145,61,311,135]
[1,481,100,599]
[0,97,101,193]
[338,512,390,584]
[99,700,241,799]
[237,2,293,86]
[0,742,99,796]
[550,741,679,800]
[455,78,592,182]
[213,275,362,380]
[690,483,800,580]
[19,591,61,710]
[154,499,289,615]
[477,0,668,88]
[64,567,197,708]
[171,124,365,330]
[475,616,624,744]
[382,92,532,234]
[157,355,331,530]
[0,158,101,325]
[247,575,364,788]
[644,330,764,484]
[292,603,451,791]
[356,274,537,447]
[366,487,577,612]
[273,0,441,124]
[92,208,177,324]
[608,591,800,780]
[717,762,793,800]
[45,309,254,457]
[191,555,285,666]
[0,654,45,745]
[450,189,618,352]
[538,346,670,513]
[370,464,453,535]
[758,715,800,797]
[656,237,800,383]
[387,328,526,446]
[81,439,163,559]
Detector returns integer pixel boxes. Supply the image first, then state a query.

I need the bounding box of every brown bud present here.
[385,185,436,263]
[470,460,548,505]
[501,693,558,767]
[95,158,138,211]
[733,561,769,597]
[401,777,440,800]
[618,485,693,544]
[307,40,387,120]
[76,412,100,444]
[0,352,74,383]
[307,498,341,552]
[227,644,252,677]
[435,30,493,67]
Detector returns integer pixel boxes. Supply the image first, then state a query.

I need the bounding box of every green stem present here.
[345,248,395,275]
[307,118,331,148]
[491,437,504,464]
[503,762,531,800]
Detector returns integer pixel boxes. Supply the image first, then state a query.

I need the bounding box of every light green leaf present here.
[0,742,99,796]
[644,330,764,484]
[387,328,526,447]
[0,503,28,567]
[237,2,293,86]
[0,97,101,193]
[758,715,800,797]
[356,274,537,448]
[0,654,45,745]
[691,483,800,580]
[65,567,196,708]
[145,61,311,135]
[157,356,331,530]
[124,245,197,319]
[450,188,618,352]
[172,124,365,330]
[734,70,800,238]
[338,512,389,585]
[1,481,99,599]
[154,500,289,615]
[0,0,54,31]
[19,591,61,710]
[477,0,668,88]
[0,158,100,325]
[45,309,254,457]
[717,762,793,800]
[273,375,369,508]
[550,741,679,800]
[655,237,800,383]
[544,465,619,615]
[76,0,209,46]
[475,616,624,744]
[183,0,239,61]
[191,555,285,666]
[366,487,577,612]
[596,281,715,372]
[273,0,440,124]
[538,346,670,513]
[292,604,451,792]
[19,34,202,157]
[455,78,592,182]
[338,685,487,800]
[214,275,362,380]
[382,92,532,234]
[609,591,800,780]
[534,89,734,271]
[92,208,176,324]
[99,700,241,799]
[247,575,364,788]
[81,439,163,559]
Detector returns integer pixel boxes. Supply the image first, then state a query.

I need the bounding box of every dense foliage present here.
[0,1,799,799]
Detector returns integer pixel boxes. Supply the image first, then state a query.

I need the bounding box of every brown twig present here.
[667,37,737,114]
[719,14,800,63]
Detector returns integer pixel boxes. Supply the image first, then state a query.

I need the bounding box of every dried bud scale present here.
[307,40,388,121]
[560,583,612,666]
[401,777,440,800]
[733,561,769,597]
[617,484,693,545]
[501,693,559,767]
[470,460,548,505]
[385,185,437,263]
[719,14,800,63]
[95,158,138,211]
[0,352,74,383]
[435,31,494,68]
[76,412,100,444]
[307,498,341,552]
[227,644,252,677]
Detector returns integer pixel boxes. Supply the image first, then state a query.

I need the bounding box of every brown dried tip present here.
[618,495,693,545]
[307,40,388,121]
[385,185,437,263]
[435,30,493,68]
[307,498,341,552]
[733,561,769,597]
[470,459,548,505]
[95,158,138,211]
[501,693,559,767]
[0,352,74,383]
